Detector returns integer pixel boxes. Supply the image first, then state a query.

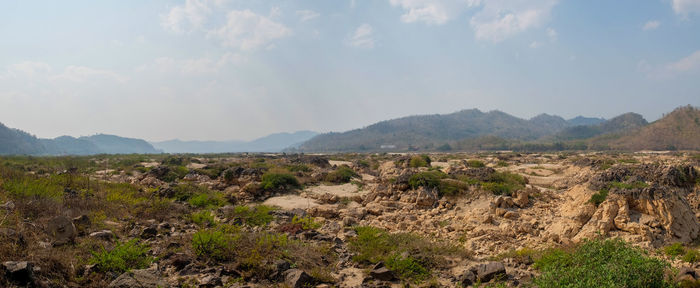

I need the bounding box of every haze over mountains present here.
[150,131,318,153]
[1,106,698,155]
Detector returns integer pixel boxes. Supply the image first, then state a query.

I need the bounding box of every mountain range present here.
[295,105,700,152]
[1,106,698,155]
[150,131,318,153]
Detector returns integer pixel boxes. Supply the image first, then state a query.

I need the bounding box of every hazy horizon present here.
[2,0,699,142]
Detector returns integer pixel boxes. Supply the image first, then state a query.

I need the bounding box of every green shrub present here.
[187,190,226,208]
[408,155,431,168]
[610,181,649,190]
[664,243,686,257]
[408,171,446,190]
[287,164,312,173]
[161,165,189,182]
[90,239,152,273]
[589,188,609,207]
[480,171,526,196]
[228,205,275,227]
[190,210,216,227]
[349,226,466,283]
[291,215,321,230]
[533,238,673,288]
[683,249,700,263]
[192,226,239,261]
[261,172,300,190]
[325,165,358,183]
[466,160,486,168]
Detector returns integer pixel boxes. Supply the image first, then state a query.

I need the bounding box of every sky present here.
[1,0,699,141]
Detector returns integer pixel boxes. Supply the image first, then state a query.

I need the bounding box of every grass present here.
[589,188,609,207]
[190,210,216,227]
[192,225,239,261]
[227,205,275,227]
[325,165,358,183]
[260,172,300,190]
[480,171,527,196]
[408,155,431,168]
[348,226,468,283]
[172,184,226,208]
[89,239,153,273]
[291,215,321,230]
[408,171,446,190]
[466,160,486,168]
[533,238,673,288]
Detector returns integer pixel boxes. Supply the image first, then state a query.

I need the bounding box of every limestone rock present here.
[108,269,168,288]
[47,216,76,246]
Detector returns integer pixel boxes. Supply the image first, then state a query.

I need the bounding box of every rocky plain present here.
[1,151,699,287]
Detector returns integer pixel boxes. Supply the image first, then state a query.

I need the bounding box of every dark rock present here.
[475,262,506,282]
[0,228,25,246]
[283,269,315,288]
[370,262,396,281]
[169,253,192,271]
[47,216,76,246]
[140,226,158,239]
[2,261,34,286]
[458,270,476,286]
[108,269,168,288]
[72,215,91,236]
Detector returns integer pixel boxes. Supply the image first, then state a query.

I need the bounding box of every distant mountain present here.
[0,123,46,155]
[0,123,161,155]
[297,109,583,152]
[151,130,318,153]
[553,113,648,141]
[567,116,606,126]
[605,106,700,150]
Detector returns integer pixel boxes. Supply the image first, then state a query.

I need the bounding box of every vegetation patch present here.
[408,155,431,168]
[226,205,275,227]
[260,172,300,190]
[533,238,673,288]
[325,165,358,183]
[89,239,153,274]
[349,226,468,283]
[480,171,527,196]
[466,160,486,168]
[589,188,609,207]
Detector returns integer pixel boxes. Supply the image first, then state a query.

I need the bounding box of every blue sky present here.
[1,0,699,141]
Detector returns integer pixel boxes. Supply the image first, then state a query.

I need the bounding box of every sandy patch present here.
[140,162,159,168]
[305,183,368,197]
[329,160,353,167]
[187,163,207,169]
[263,195,320,210]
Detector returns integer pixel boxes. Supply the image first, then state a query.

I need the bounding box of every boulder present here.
[108,269,168,288]
[283,269,315,288]
[140,226,158,239]
[47,216,76,246]
[474,262,506,282]
[458,270,476,286]
[415,187,439,208]
[2,261,34,286]
[89,230,115,241]
[370,262,396,281]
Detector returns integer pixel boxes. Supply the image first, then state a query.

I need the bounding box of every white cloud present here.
[643,20,660,31]
[529,41,541,48]
[470,0,559,43]
[296,10,320,22]
[6,61,52,77]
[51,66,127,83]
[347,24,375,49]
[546,27,557,41]
[665,50,700,73]
[671,0,700,16]
[388,0,478,25]
[161,0,212,33]
[208,10,291,51]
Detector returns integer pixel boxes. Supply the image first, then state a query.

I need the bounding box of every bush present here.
[228,205,275,227]
[408,171,446,190]
[533,238,673,288]
[291,215,321,230]
[90,239,152,273]
[589,188,609,207]
[466,160,485,168]
[287,164,312,173]
[664,243,686,257]
[192,226,239,261]
[480,172,526,196]
[261,172,300,190]
[325,165,358,183]
[408,155,431,168]
[683,249,700,263]
[190,210,216,227]
[349,226,467,283]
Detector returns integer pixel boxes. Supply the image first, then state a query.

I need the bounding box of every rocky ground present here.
[0,152,699,287]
